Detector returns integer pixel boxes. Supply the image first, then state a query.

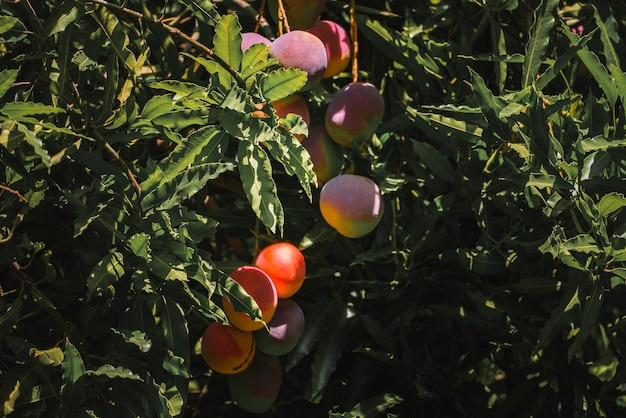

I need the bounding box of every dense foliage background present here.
[2,0,626,416]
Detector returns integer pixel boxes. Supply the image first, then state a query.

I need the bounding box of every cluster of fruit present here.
[200,242,306,413]
[243,0,385,239]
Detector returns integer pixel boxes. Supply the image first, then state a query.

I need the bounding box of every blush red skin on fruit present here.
[253,242,306,299]
[308,20,351,78]
[269,31,328,84]
[255,298,305,356]
[271,94,311,141]
[222,266,278,332]
[325,82,385,147]
[200,322,256,375]
[319,174,384,238]
[301,125,343,184]
[241,32,272,51]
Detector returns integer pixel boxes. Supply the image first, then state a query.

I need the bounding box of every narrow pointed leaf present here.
[568,277,604,361]
[140,127,227,194]
[411,140,455,184]
[521,0,559,88]
[213,13,243,85]
[237,141,284,234]
[305,302,355,403]
[259,68,308,102]
[0,69,19,98]
[87,251,125,299]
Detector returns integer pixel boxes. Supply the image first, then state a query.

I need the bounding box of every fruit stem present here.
[349,0,359,83]
[88,0,246,88]
[276,0,291,36]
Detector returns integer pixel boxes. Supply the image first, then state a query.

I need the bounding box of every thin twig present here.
[350,0,359,83]
[276,0,290,35]
[94,129,143,198]
[70,81,142,199]
[254,0,267,34]
[0,183,29,203]
[88,0,246,88]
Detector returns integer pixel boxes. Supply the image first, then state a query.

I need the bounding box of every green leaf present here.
[512,277,563,296]
[1,102,65,118]
[140,127,228,194]
[305,302,355,403]
[535,276,587,353]
[178,0,220,25]
[536,25,596,90]
[264,131,316,199]
[93,54,119,125]
[0,16,19,34]
[0,69,19,98]
[411,140,455,184]
[213,269,263,323]
[158,298,190,370]
[580,135,626,152]
[562,28,618,106]
[149,80,205,98]
[127,233,152,262]
[220,108,273,142]
[88,364,142,380]
[213,13,243,85]
[237,141,284,234]
[521,0,559,88]
[286,297,340,371]
[30,346,64,366]
[141,162,234,212]
[349,393,404,418]
[93,6,137,72]
[87,251,125,299]
[148,252,188,281]
[44,1,83,36]
[408,109,484,143]
[61,338,86,405]
[241,43,277,80]
[111,329,153,353]
[467,68,510,140]
[16,123,51,168]
[591,3,621,70]
[568,277,604,361]
[259,68,308,102]
[598,192,626,217]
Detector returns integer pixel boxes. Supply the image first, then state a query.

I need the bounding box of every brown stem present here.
[70,81,142,200]
[254,0,267,34]
[276,0,290,35]
[88,0,246,88]
[95,130,143,199]
[0,183,29,203]
[350,0,359,83]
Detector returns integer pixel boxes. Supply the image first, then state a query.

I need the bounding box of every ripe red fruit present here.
[253,242,306,299]
[222,266,278,332]
[201,322,256,375]
[269,30,328,85]
[308,20,352,79]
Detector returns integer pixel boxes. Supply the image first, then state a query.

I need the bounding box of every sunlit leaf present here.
[237,141,284,234]
[521,0,559,88]
[87,251,125,299]
[259,68,308,102]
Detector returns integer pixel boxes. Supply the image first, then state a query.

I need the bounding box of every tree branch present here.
[88,0,246,88]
